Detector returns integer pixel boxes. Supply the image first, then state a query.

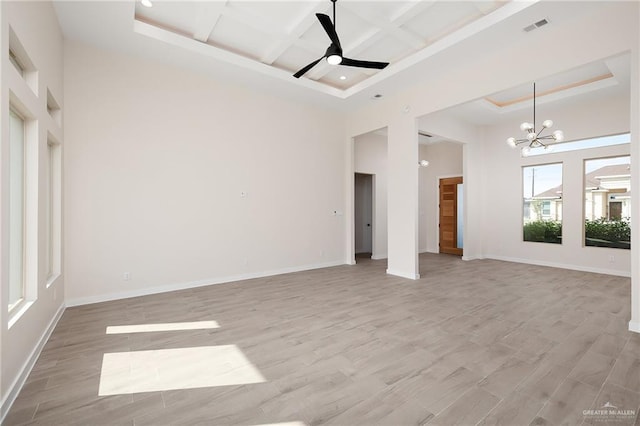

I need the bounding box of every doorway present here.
[439,176,463,256]
[354,173,373,257]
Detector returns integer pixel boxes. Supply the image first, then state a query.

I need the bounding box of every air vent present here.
[535,19,549,28]
[418,132,432,138]
[523,18,550,33]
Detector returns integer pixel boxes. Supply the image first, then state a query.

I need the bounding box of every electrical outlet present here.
[123,272,131,281]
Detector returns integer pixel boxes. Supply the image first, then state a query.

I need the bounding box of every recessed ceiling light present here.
[339,76,347,80]
[141,0,153,7]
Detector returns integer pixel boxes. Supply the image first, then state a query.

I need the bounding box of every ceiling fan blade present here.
[341,57,389,70]
[316,13,341,48]
[293,57,323,78]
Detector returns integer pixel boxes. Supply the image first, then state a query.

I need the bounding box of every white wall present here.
[0,1,64,419]
[419,142,463,253]
[63,41,347,305]
[354,132,387,259]
[482,92,631,276]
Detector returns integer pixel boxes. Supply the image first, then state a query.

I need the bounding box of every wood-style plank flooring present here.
[5,254,640,425]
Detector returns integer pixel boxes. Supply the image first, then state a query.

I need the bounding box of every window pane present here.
[9,49,25,76]
[46,142,53,278]
[456,183,463,249]
[9,110,25,310]
[525,133,630,157]
[523,163,562,244]
[584,156,631,249]
[46,140,61,282]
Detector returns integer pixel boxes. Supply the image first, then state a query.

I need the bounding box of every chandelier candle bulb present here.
[542,119,553,128]
[520,122,533,131]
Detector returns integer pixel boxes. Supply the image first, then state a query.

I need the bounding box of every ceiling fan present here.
[293,0,390,79]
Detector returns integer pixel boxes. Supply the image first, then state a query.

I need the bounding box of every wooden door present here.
[439,177,463,256]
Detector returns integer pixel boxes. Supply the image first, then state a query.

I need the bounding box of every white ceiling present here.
[132,0,505,91]
[53,1,629,120]
[443,52,631,126]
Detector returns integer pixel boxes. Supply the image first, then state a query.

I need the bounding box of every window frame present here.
[8,108,27,313]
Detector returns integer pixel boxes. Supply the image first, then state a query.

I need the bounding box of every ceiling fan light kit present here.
[293,0,389,79]
[507,82,564,156]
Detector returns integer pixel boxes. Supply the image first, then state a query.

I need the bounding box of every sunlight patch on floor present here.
[98,345,265,395]
[105,320,220,334]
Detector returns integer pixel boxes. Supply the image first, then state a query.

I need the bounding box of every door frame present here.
[436,174,464,255]
[354,172,375,257]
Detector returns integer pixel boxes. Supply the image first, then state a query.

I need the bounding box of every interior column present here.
[386,114,420,279]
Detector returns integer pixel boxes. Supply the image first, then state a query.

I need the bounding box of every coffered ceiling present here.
[133,1,506,92]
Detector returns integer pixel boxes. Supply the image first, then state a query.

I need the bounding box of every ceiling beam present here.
[193,1,228,42]
[307,1,437,81]
[339,2,426,50]
[260,1,328,65]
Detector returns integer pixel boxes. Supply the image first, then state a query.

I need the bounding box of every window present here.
[9,27,38,95]
[523,163,562,244]
[9,49,24,76]
[584,156,630,249]
[46,89,62,127]
[525,133,630,157]
[46,140,61,283]
[9,109,25,311]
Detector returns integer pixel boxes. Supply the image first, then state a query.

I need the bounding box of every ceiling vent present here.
[418,131,432,138]
[523,18,549,32]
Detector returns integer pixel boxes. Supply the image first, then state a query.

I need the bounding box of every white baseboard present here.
[371,253,388,260]
[1,302,66,423]
[386,268,420,280]
[485,254,631,277]
[66,260,345,307]
[462,255,483,261]
[629,321,640,334]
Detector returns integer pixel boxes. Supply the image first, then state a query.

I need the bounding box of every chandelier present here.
[507,82,564,155]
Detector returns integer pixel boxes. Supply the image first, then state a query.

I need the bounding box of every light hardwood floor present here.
[5,254,640,425]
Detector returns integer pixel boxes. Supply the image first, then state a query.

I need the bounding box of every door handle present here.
[367,224,371,227]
